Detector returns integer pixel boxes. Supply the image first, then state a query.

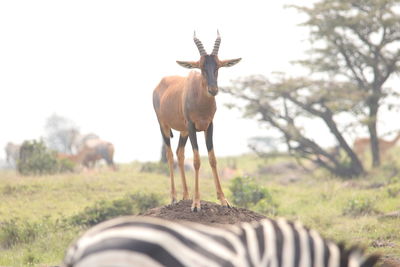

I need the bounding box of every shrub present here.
[68,198,134,227]
[387,185,400,198]
[23,251,40,266]
[229,176,277,214]
[17,139,75,175]
[130,192,163,213]
[17,140,57,175]
[69,192,162,226]
[342,198,376,217]
[253,198,278,215]
[57,158,76,173]
[140,161,169,175]
[1,185,24,195]
[0,220,39,248]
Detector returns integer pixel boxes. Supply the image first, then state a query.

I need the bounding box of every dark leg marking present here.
[177,135,188,150]
[205,122,214,152]
[160,126,171,147]
[188,120,198,151]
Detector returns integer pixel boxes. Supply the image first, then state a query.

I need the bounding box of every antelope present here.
[70,129,100,153]
[153,31,241,211]
[58,139,117,171]
[353,131,400,160]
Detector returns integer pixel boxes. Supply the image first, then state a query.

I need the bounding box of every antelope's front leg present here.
[188,121,201,212]
[205,122,231,208]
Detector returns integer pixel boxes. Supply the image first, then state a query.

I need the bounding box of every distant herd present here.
[4,132,116,171]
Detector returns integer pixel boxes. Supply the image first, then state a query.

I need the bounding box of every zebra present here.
[62,216,379,267]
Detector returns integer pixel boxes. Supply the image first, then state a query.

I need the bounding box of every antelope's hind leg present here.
[160,126,177,204]
[205,122,231,208]
[176,133,190,200]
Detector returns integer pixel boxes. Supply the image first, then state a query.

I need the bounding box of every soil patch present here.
[380,257,400,267]
[141,200,266,225]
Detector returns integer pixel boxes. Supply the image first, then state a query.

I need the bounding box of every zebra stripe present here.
[62,216,378,267]
[293,221,311,267]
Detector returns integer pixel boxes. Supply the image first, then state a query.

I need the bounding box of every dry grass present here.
[0,154,399,266]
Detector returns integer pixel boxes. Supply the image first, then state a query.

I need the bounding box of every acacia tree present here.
[224,0,400,176]
[224,75,366,177]
[293,0,400,167]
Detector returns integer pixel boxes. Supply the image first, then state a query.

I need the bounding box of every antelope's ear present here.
[219,58,242,68]
[176,61,200,69]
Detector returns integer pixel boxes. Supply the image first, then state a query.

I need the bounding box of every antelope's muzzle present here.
[208,87,218,96]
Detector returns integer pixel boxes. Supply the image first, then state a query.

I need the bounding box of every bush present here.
[23,251,40,266]
[130,192,163,213]
[69,192,162,226]
[253,198,278,215]
[140,161,169,175]
[342,198,376,217]
[57,158,76,173]
[229,176,277,215]
[17,140,75,175]
[68,198,133,227]
[387,185,400,198]
[0,220,40,248]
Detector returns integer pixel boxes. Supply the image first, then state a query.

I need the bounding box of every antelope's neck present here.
[184,72,217,131]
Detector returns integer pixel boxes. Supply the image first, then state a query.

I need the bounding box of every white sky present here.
[1,1,397,163]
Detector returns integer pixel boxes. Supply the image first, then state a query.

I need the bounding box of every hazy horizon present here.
[1,1,398,164]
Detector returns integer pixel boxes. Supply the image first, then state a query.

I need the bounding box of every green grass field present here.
[0,154,399,266]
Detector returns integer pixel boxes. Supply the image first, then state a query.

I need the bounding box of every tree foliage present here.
[224,0,400,175]
[292,0,400,166]
[223,75,365,177]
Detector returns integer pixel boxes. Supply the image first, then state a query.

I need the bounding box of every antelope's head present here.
[176,31,241,97]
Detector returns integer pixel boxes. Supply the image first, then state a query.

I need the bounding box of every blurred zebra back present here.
[62,216,379,267]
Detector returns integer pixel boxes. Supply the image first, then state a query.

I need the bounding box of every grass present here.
[0,153,399,266]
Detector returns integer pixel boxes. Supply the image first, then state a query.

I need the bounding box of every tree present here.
[44,114,79,154]
[224,0,400,176]
[292,0,400,167]
[223,75,365,177]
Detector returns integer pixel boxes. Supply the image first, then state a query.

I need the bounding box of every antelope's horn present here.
[211,30,221,56]
[193,31,207,56]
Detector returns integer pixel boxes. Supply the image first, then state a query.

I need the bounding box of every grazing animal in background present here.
[62,216,380,267]
[353,131,400,160]
[58,139,116,171]
[4,142,21,166]
[153,31,241,211]
[69,129,100,153]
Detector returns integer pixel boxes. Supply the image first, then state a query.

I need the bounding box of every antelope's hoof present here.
[170,198,178,205]
[221,199,232,208]
[191,201,201,212]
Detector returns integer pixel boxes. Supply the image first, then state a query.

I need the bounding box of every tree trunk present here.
[368,98,380,167]
[322,111,364,176]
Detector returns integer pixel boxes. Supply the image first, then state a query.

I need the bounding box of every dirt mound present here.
[141,200,266,225]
